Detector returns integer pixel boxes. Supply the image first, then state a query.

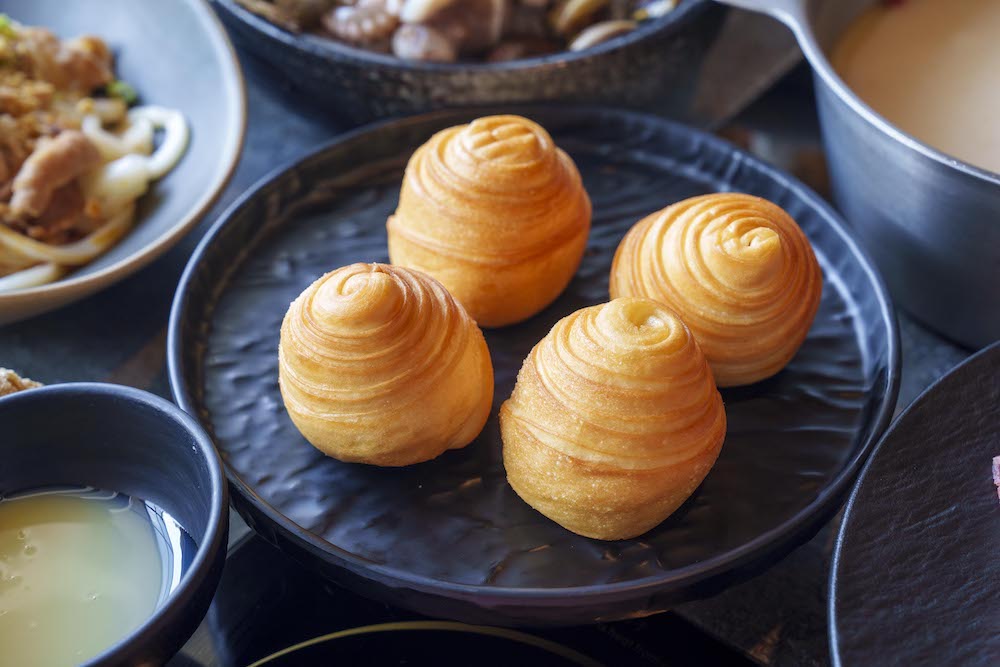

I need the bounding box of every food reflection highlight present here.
[500,297,726,540]
[0,17,188,292]
[279,263,494,466]
[0,487,196,667]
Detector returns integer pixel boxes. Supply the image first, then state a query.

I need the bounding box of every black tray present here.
[829,342,999,666]
[168,106,899,625]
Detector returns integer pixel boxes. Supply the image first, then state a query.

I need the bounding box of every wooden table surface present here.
[1,45,972,667]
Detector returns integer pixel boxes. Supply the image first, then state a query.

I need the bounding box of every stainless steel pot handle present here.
[712,0,808,33]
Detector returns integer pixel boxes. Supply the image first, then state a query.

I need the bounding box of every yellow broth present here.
[0,489,169,666]
[832,0,1000,174]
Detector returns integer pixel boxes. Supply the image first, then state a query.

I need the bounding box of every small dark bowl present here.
[0,383,229,666]
[213,0,726,125]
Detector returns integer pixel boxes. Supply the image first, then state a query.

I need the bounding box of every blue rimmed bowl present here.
[0,383,229,665]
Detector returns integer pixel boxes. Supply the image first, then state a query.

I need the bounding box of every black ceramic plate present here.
[168,107,899,625]
[829,343,1000,666]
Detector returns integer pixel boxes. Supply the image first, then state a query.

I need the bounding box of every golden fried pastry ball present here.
[387,115,591,327]
[611,193,822,387]
[500,297,726,540]
[279,263,493,466]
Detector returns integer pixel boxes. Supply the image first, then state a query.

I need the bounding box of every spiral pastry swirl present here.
[279,263,493,466]
[610,193,823,387]
[500,297,726,540]
[387,115,591,328]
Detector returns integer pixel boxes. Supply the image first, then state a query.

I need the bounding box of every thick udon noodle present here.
[0,106,188,292]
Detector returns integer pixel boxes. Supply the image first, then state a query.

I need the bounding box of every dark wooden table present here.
[1,45,970,666]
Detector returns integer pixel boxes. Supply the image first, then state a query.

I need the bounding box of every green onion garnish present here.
[107,79,138,105]
[0,14,17,39]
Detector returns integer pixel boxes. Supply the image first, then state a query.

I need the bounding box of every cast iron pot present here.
[718,0,1000,348]
[0,383,229,666]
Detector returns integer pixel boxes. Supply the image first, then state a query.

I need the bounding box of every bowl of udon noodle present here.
[0,0,245,325]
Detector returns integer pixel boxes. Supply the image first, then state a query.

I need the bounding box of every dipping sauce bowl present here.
[0,383,228,666]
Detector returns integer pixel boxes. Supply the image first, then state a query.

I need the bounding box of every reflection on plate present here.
[169,106,898,625]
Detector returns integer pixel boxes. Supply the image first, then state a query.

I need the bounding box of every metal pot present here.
[717,0,1000,348]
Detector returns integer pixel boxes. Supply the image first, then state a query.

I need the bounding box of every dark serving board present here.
[168,107,899,625]
[830,342,1000,666]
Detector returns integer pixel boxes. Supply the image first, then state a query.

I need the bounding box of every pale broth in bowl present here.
[832,0,1000,174]
[0,487,195,666]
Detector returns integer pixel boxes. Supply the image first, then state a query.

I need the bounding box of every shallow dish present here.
[0,383,229,666]
[213,0,725,125]
[829,342,1000,666]
[0,0,246,325]
[168,106,899,625]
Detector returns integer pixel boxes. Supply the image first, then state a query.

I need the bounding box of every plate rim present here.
[167,105,901,604]
[828,340,999,666]
[248,621,603,667]
[0,0,247,316]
